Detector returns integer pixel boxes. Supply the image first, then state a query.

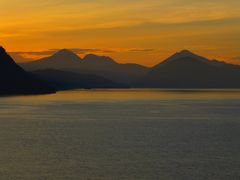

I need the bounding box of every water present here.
[0,89,239,180]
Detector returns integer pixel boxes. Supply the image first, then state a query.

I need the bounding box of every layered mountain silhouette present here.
[32,69,128,90]
[20,50,148,84]
[0,47,55,95]
[135,50,240,88]
[19,48,240,89]
[21,49,82,70]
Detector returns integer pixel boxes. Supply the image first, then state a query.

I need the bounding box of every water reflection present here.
[0,89,239,179]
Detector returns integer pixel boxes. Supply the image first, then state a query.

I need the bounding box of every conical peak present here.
[0,46,19,66]
[156,49,211,68]
[53,49,76,56]
[51,49,81,61]
[177,49,196,57]
[169,49,205,61]
[0,46,6,53]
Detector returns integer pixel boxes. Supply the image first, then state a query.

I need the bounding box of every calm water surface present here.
[0,89,239,180]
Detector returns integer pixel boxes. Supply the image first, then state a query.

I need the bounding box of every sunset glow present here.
[1,0,240,66]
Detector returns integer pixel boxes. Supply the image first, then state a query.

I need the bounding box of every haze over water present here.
[0,89,239,179]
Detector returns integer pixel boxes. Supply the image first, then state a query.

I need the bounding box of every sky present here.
[1,0,240,66]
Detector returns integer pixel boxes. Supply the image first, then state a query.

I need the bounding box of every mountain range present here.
[0,47,55,95]
[1,46,240,95]
[19,49,240,89]
[20,49,148,84]
[135,50,240,88]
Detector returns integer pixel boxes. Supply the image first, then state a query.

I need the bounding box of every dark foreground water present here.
[0,89,239,180]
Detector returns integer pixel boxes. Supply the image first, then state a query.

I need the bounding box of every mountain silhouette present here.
[21,49,82,70]
[135,50,240,88]
[79,54,148,84]
[19,49,240,89]
[20,50,148,84]
[0,47,55,95]
[83,54,116,64]
[33,69,128,90]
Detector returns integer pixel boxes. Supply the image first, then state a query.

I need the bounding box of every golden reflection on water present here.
[6,89,240,103]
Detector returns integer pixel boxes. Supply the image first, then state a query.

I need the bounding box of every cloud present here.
[9,50,57,62]
[231,56,240,61]
[54,48,116,54]
[128,48,155,52]
[10,50,56,56]
[10,48,156,57]
[10,48,157,62]
[9,52,36,62]
[9,49,108,60]
[2,0,240,41]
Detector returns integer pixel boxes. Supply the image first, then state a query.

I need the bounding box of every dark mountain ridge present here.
[20,50,149,84]
[18,48,240,89]
[0,47,55,95]
[135,50,240,88]
[21,49,82,70]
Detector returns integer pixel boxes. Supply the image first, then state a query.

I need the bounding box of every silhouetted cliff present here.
[0,47,55,95]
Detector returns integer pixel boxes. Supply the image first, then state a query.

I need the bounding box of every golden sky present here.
[1,0,240,66]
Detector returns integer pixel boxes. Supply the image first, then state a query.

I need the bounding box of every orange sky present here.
[1,0,240,66]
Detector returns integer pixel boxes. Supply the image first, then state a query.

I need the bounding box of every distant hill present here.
[0,47,55,95]
[32,69,128,90]
[20,50,148,84]
[135,50,240,88]
[20,49,82,70]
